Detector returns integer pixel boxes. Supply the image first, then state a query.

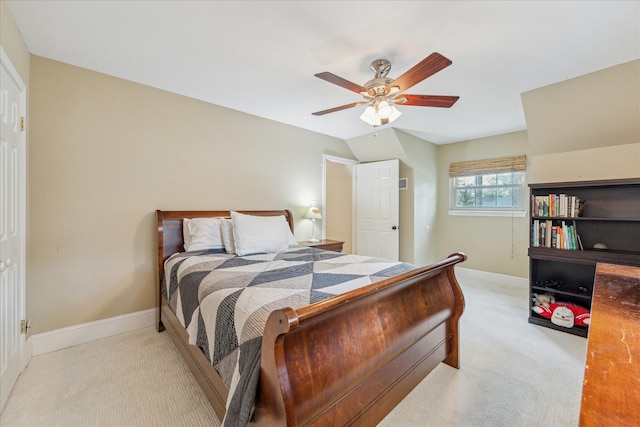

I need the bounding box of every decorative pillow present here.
[230,211,291,256]
[219,218,237,254]
[550,305,575,328]
[532,301,590,327]
[183,218,225,252]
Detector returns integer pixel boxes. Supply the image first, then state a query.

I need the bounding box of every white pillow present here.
[231,212,292,256]
[183,218,224,251]
[287,227,297,246]
[219,218,237,254]
[183,220,193,249]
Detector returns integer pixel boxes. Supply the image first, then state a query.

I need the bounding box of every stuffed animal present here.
[532,301,591,328]
[551,305,575,328]
[532,292,555,309]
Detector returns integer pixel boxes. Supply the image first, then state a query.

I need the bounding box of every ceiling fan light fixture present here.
[360,102,401,127]
[360,105,380,126]
[387,105,402,123]
[377,101,393,119]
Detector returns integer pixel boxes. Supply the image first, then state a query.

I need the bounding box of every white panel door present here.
[0,51,27,412]
[355,159,399,260]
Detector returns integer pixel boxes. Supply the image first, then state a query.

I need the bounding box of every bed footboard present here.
[254,252,466,426]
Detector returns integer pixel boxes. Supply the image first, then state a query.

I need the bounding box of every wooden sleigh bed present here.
[156,209,466,426]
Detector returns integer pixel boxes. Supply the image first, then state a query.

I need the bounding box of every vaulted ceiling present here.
[6,1,640,144]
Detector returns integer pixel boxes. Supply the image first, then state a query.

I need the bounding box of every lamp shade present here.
[305,206,322,219]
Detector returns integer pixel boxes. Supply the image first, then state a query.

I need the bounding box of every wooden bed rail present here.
[255,252,467,426]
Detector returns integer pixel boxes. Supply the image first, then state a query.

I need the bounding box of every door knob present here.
[392,226,397,230]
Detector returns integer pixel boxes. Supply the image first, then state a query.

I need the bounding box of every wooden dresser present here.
[579,263,640,427]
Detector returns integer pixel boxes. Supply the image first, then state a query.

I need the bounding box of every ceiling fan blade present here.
[312,102,363,116]
[386,52,453,94]
[397,94,459,108]
[315,72,367,94]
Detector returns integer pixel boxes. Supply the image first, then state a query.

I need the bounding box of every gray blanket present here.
[163,245,414,426]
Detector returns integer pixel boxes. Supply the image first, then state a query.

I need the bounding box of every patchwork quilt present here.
[162,245,414,426]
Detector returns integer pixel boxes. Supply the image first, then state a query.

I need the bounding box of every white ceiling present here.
[6,1,640,144]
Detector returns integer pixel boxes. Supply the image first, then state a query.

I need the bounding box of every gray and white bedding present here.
[162,245,414,426]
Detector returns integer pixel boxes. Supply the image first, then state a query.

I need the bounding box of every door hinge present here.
[20,319,26,334]
[20,117,25,131]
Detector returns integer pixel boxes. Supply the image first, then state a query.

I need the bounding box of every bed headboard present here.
[156,209,295,270]
[155,209,294,333]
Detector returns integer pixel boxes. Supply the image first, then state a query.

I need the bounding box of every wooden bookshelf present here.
[528,178,640,337]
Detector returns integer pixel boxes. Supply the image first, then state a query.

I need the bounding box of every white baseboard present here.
[31,309,156,356]
[23,336,32,367]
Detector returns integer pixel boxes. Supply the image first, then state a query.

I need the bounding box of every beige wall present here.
[522,59,640,183]
[398,160,415,263]
[530,143,640,183]
[436,131,531,278]
[325,160,353,253]
[522,60,639,157]
[395,130,438,266]
[28,55,354,334]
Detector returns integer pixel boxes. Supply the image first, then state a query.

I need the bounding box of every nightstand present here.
[299,239,344,253]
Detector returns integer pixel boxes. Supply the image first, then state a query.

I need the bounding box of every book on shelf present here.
[532,193,583,218]
[531,218,580,250]
[571,219,582,250]
[562,221,571,250]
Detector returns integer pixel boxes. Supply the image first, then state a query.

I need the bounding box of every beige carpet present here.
[0,269,587,426]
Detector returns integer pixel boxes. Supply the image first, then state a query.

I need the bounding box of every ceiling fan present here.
[312,52,459,127]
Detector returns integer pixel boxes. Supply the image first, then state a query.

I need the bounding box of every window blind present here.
[448,155,526,177]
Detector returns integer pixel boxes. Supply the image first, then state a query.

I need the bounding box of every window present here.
[452,172,524,208]
[448,155,526,217]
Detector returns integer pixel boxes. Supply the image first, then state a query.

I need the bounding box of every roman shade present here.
[448,155,526,177]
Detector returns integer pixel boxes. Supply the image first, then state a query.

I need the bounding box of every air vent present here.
[399,178,408,190]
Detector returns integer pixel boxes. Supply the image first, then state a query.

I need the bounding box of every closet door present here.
[355,159,399,260]
[0,50,27,411]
